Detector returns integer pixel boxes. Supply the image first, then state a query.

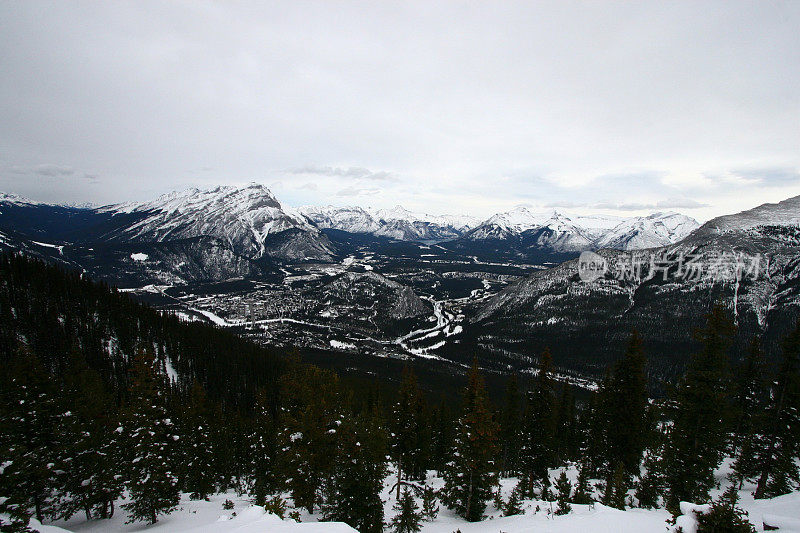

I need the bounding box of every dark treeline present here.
[0,253,799,533]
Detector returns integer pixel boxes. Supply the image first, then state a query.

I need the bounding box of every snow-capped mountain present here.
[461,208,699,251]
[466,195,800,381]
[299,204,480,242]
[593,212,699,250]
[100,183,335,261]
[297,205,383,235]
[690,194,800,238]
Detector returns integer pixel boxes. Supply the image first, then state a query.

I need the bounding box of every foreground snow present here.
[43,463,800,533]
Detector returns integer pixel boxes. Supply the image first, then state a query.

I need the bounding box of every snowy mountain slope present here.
[464,208,698,249]
[690,194,800,238]
[101,183,335,261]
[443,208,699,262]
[299,204,480,242]
[594,212,699,250]
[297,205,383,234]
[459,196,800,381]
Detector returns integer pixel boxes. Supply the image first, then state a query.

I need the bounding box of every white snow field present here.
[45,461,800,533]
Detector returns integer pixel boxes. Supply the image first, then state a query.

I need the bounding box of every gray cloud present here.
[11,164,98,183]
[337,186,381,197]
[594,198,710,211]
[730,167,800,185]
[287,166,399,182]
[0,2,797,216]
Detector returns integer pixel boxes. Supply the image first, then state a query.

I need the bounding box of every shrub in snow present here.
[222,499,235,510]
[262,495,287,519]
[671,486,755,533]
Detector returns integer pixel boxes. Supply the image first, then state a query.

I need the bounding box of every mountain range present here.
[0,184,699,286]
[1,183,799,385]
[457,195,800,382]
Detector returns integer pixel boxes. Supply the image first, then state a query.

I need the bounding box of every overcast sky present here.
[1,1,798,221]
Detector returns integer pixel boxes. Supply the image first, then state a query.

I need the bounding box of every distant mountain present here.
[450,195,800,382]
[593,212,699,250]
[444,208,699,262]
[101,184,334,261]
[0,184,335,285]
[299,204,480,242]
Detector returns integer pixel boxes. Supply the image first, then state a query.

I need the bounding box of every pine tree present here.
[572,466,593,504]
[421,485,439,521]
[662,306,735,513]
[595,330,648,483]
[322,414,387,533]
[120,350,181,524]
[57,352,123,520]
[498,373,522,476]
[751,319,800,499]
[181,381,216,500]
[441,360,499,522]
[0,353,66,523]
[554,471,572,515]
[251,388,279,505]
[390,366,426,497]
[429,399,454,476]
[635,447,663,509]
[503,484,523,516]
[695,484,755,533]
[554,383,577,464]
[730,338,768,453]
[390,488,422,533]
[278,362,342,514]
[519,349,556,497]
[606,462,628,510]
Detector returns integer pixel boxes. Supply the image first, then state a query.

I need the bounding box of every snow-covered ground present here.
[43,461,800,533]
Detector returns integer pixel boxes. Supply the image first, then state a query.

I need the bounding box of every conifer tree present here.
[503,485,523,516]
[695,484,755,533]
[181,381,216,500]
[441,360,499,522]
[572,466,593,504]
[519,349,556,497]
[605,462,628,510]
[58,352,123,520]
[751,320,800,499]
[635,447,663,509]
[554,471,572,515]
[429,399,454,476]
[0,354,66,523]
[421,485,439,521]
[390,366,426,497]
[251,388,279,505]
[595,330,648,482]
[322,414,387,533]
[554,383,577,463]
[662,306,736,513]
[730,337,768,453]
[498,373,522,476]
[278,362,342,514]
[390,488,422,533]
[120,350,181,524]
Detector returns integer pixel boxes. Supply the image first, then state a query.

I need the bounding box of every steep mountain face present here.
[299,204,480,242]
[444,208,699,262]
[0,185,335,285]
[101,184,334,261]
[297,205,382,235]
[594,212,699,250]
[456,196,800,382]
